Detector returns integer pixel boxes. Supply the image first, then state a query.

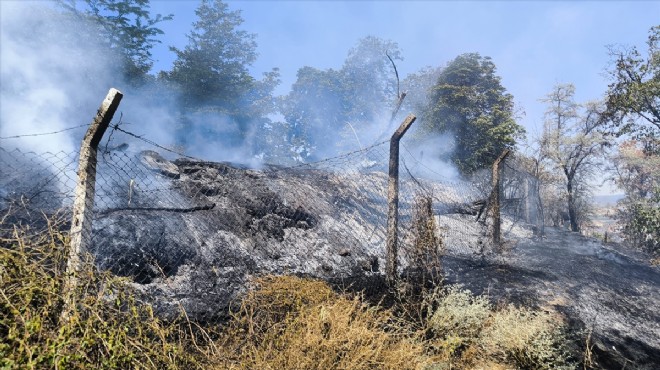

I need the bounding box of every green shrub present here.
[421,286,573,369]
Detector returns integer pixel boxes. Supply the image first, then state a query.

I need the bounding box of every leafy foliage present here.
[613,140,660,256]
[162,0,280,147]
[604,26,660,256]
[604,25,660,139]
[421,53,525,175]
[165,0,256,111]
[58,0,172,84]
[281,37,402,160]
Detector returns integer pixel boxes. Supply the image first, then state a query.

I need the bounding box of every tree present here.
[165,0,256,111]
[540,84,609,232]
[281,36,402,160]
[421,53,524,175]
[163,0,279,146]
[280,66,344,159]
[604,25,660,140]
[604,25,660,255]
[58,0,172,84]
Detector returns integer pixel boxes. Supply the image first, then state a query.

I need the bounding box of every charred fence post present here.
[386,114,416,286]
[491,149,510,249]
[60,88,123,322]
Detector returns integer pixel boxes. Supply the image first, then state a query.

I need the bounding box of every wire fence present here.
[1,119,540,322]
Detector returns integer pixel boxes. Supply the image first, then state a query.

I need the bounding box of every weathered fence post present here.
[386,113,416,286]
[60,88,123,321]
[491,149,510,249]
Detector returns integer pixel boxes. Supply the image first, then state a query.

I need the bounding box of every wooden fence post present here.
[386,114,416,286]
[491,149,510,249]
[60,88,123,321]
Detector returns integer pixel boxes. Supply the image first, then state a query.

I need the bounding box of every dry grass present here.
[0,211,204,369]
[215,275,431,370]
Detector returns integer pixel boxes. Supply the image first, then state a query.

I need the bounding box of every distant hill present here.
[592,194,625,206]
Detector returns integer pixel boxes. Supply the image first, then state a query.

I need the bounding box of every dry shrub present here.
[421,286,573,370]
[0,211,203,369]
[410,195,444,273]
[480,305,572,369]
[216,275,431,370]
[425,286,491,358]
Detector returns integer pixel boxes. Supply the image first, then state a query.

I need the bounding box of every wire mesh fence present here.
[0,121,540,322]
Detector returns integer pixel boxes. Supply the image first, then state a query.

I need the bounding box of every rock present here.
[139,150,180,179]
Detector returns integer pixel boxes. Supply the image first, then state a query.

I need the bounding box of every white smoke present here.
[0,2,180,156]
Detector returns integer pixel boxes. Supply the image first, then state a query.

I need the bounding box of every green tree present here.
[421,53,524,175]
[165,0,256,111]
[163,0,279,145]
[281,36,402,160]
[613,140,660,256]
[58,0,172,84]
[604,25,660,255]
[604,25,660,139]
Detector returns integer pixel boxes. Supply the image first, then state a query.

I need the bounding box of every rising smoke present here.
[0,1,459,183]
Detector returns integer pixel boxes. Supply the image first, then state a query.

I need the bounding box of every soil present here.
[443,227,660,369]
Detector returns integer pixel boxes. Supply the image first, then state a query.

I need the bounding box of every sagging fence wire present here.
[1,114,539,323]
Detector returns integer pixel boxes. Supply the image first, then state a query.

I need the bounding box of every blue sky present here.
[149,0,660,139]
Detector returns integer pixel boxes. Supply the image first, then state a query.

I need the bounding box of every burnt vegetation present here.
[1,1,659,369]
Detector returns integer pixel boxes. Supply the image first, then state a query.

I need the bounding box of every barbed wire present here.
[0,123,89,140]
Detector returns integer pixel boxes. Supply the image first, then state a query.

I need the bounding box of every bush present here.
[481,305,572,369]
[0,211,203,369]
[421,286,573,369]
[215,276,431,370]
[425,286,491,357]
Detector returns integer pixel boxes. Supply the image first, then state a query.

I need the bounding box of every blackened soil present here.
[443,227,660,369]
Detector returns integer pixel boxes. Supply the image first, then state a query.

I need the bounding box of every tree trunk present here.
[566,179,580,232]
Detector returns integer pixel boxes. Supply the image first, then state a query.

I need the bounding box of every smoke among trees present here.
[1,0,658,255]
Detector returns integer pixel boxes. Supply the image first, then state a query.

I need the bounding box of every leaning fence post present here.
[491,149,510,249]
[386,113,416,286]
[60,88,123,321]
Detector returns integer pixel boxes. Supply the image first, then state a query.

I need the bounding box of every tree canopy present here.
[164,0,257,112]
[421,53,524,175]
[58,0,172,84]
[281,36,402,160]
[161,0,279,146]
[604,25,660,140]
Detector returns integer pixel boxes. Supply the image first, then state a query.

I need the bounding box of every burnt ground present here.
[443,227,660,369]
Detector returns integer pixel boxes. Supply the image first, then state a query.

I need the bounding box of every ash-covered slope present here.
[92,153,397,320]
[87,151,659,369]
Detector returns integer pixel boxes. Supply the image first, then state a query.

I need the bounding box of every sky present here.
[149,0,660,141]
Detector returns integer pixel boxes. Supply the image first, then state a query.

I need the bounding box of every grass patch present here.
[215,275,431,370]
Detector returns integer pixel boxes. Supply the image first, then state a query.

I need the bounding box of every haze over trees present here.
[419,53,525,175]
[23,0,659,255]
[281,36,403,160]
[58,0,173,85]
